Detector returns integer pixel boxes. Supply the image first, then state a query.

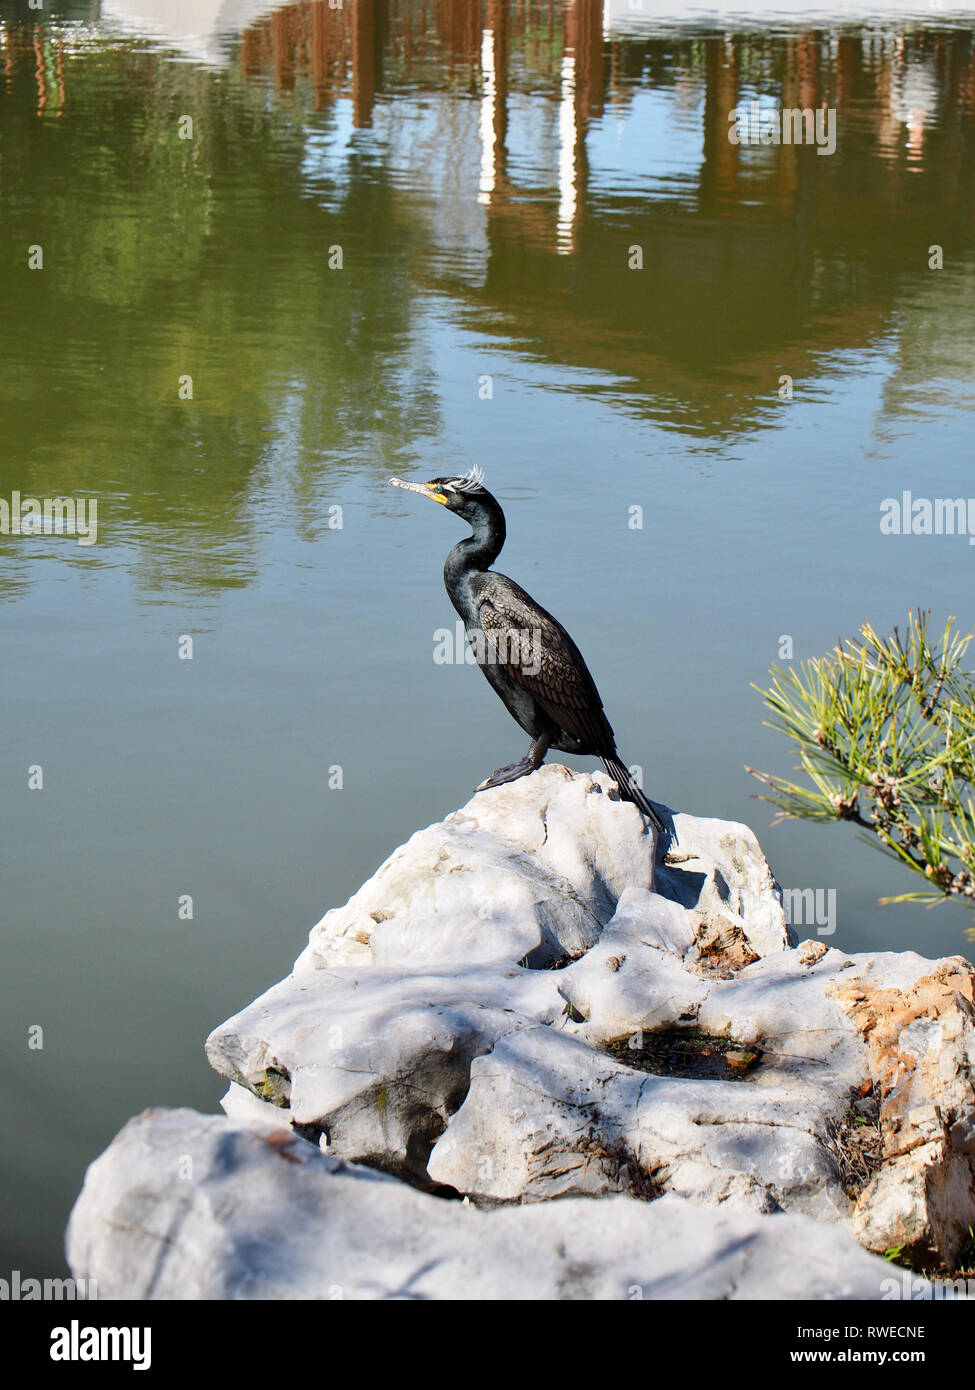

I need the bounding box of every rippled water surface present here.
[2,0,975,1273]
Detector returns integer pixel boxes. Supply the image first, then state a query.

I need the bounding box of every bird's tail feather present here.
[601,756,667,836]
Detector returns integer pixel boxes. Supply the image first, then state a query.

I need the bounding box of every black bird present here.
[390,466,666,834]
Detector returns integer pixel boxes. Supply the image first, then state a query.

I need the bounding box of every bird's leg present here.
[476,732,551,792]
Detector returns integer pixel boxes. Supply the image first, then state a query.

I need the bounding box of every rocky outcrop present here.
[66,766,975,1295]
[64,1107,919,1300]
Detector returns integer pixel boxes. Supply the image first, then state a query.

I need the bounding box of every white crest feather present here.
[444,465,485,494]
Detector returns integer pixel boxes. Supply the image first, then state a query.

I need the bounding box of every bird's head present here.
[389,465,491,521]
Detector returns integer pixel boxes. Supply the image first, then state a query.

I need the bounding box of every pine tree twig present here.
[748,611,975,924]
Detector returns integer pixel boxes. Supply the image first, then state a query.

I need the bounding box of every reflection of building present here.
[248,0,974,435]
[2,21,67,115]
[226,0,975,262]
[13,1,969,226]
[5,0,974,434]
[602,0,975,27]
[99,0,287,68]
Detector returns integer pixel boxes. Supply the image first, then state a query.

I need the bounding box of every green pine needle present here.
[747,611,975,920]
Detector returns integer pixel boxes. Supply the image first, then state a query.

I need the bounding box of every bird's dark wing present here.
[474,574,615,751]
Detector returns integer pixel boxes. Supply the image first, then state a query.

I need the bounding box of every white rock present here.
[220,1082,292,1130]
[66,1109,918,1301]
[296,767,658,971]
[61,765,975,1296]
[202,767,975,1266]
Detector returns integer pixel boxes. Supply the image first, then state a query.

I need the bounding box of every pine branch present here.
[747,611,975,936]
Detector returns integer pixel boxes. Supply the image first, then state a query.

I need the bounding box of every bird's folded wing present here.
[478,591,614,749]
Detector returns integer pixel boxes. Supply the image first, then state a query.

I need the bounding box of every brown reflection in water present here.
[230,1,975,236]
[32,26,45,117]
[1,0,973,583]
[350,0,378,125]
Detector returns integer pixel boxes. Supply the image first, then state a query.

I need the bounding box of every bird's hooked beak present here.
[389,477,449,506]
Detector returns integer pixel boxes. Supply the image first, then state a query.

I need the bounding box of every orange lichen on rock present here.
[830,961,974,1102]
[828,960,975,1268]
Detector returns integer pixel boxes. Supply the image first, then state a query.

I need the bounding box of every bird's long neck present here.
[443,494,506,613]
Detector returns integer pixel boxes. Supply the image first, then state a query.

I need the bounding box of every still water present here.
[2,0,974,1275]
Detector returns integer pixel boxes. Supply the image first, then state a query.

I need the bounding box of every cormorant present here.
[389,466,666,834]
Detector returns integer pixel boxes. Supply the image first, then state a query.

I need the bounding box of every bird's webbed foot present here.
[475,734,550,793]
[475,757,536,792]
